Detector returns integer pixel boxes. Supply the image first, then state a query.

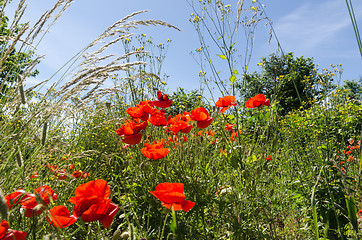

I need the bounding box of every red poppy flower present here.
[116,120,148,136]
[245,94,270,108]
[190,107,209,121]
[219,149,226,154]
[21,186,58,218]
[116,120,148,145]
[150,183,195,212]
[46,163,58,173]
[46,206,77,229]
[181,111,192,120]
[69,179,119,228]
[139,100,155,113]
[225,123,235,131]
[148,109,167,126]
[141,139,170,160]
[215,95,237,114]
[358,209,362,218]
[207,130,215,137]
[0,220,9,238]
[168,114,192,134]
[72,170,81,178]
[266,156,272,161]
[0,220,27,240]
[5,189,32,210]
[153,91,173,108]
[126,106,149,121]
[47,164,68,180]
[230,130,242,142]
[29,172,38,179]
[191,107,213,129]
[56,169,67,180]
[71,170,88,179]
[126,101,156,121]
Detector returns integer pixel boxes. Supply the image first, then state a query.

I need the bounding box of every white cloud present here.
[274,0,362,57]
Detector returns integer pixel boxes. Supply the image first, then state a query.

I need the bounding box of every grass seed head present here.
[0,188,8,220]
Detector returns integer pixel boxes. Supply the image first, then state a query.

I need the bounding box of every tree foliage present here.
[337,78,362,102]
[168,87,205,115]
[240,52,335,115]
[0,6,38,99]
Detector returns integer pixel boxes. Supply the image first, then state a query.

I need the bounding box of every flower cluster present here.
[5,186,57,218]
[116,91,214,160]
[214,94,271,142]
[4,179,118,230]
[47,163,89,180]
[118,93,271,217]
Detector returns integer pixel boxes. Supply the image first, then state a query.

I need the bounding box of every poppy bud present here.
[112,229,122,240]
[120,231,130,239]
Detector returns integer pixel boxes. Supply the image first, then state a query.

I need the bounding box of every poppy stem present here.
[170,209,177,234]
[158,211,169,240]
[31,213,37,240]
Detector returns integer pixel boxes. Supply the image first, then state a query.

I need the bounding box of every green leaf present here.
[217,54,227,59]
[311,167,324,239]
[247,154,258,163]
[229,74,236,83]
[232,69,239,75]
[345,196,358,233]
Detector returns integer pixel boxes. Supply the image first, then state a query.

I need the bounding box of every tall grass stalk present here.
[345,0,362,59]
[311,166,323,239]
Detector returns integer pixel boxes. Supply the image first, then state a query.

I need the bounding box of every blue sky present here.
[7,0,362,94]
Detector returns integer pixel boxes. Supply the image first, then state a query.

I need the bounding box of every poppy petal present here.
[71,179,110,203]
[155,183,184,193]
[1,229,28,240]
[196,117,213,129]
[191,107,209,121]
[153,100,173,108]
[5,189,32,210]
[0,220,9,238]
[47,206,77,229]
[181,200,195,212]
[77,199,111,222]
[161,202,183,211]
[99,203,119,228]
[122,133,142,145]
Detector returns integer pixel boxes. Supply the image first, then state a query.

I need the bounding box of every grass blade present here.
[311,166,324,239]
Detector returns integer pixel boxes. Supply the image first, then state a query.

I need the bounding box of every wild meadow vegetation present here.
[1,0,362,239]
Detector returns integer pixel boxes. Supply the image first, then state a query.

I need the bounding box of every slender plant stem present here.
[159,212,169,240]
[345,0,362,59]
